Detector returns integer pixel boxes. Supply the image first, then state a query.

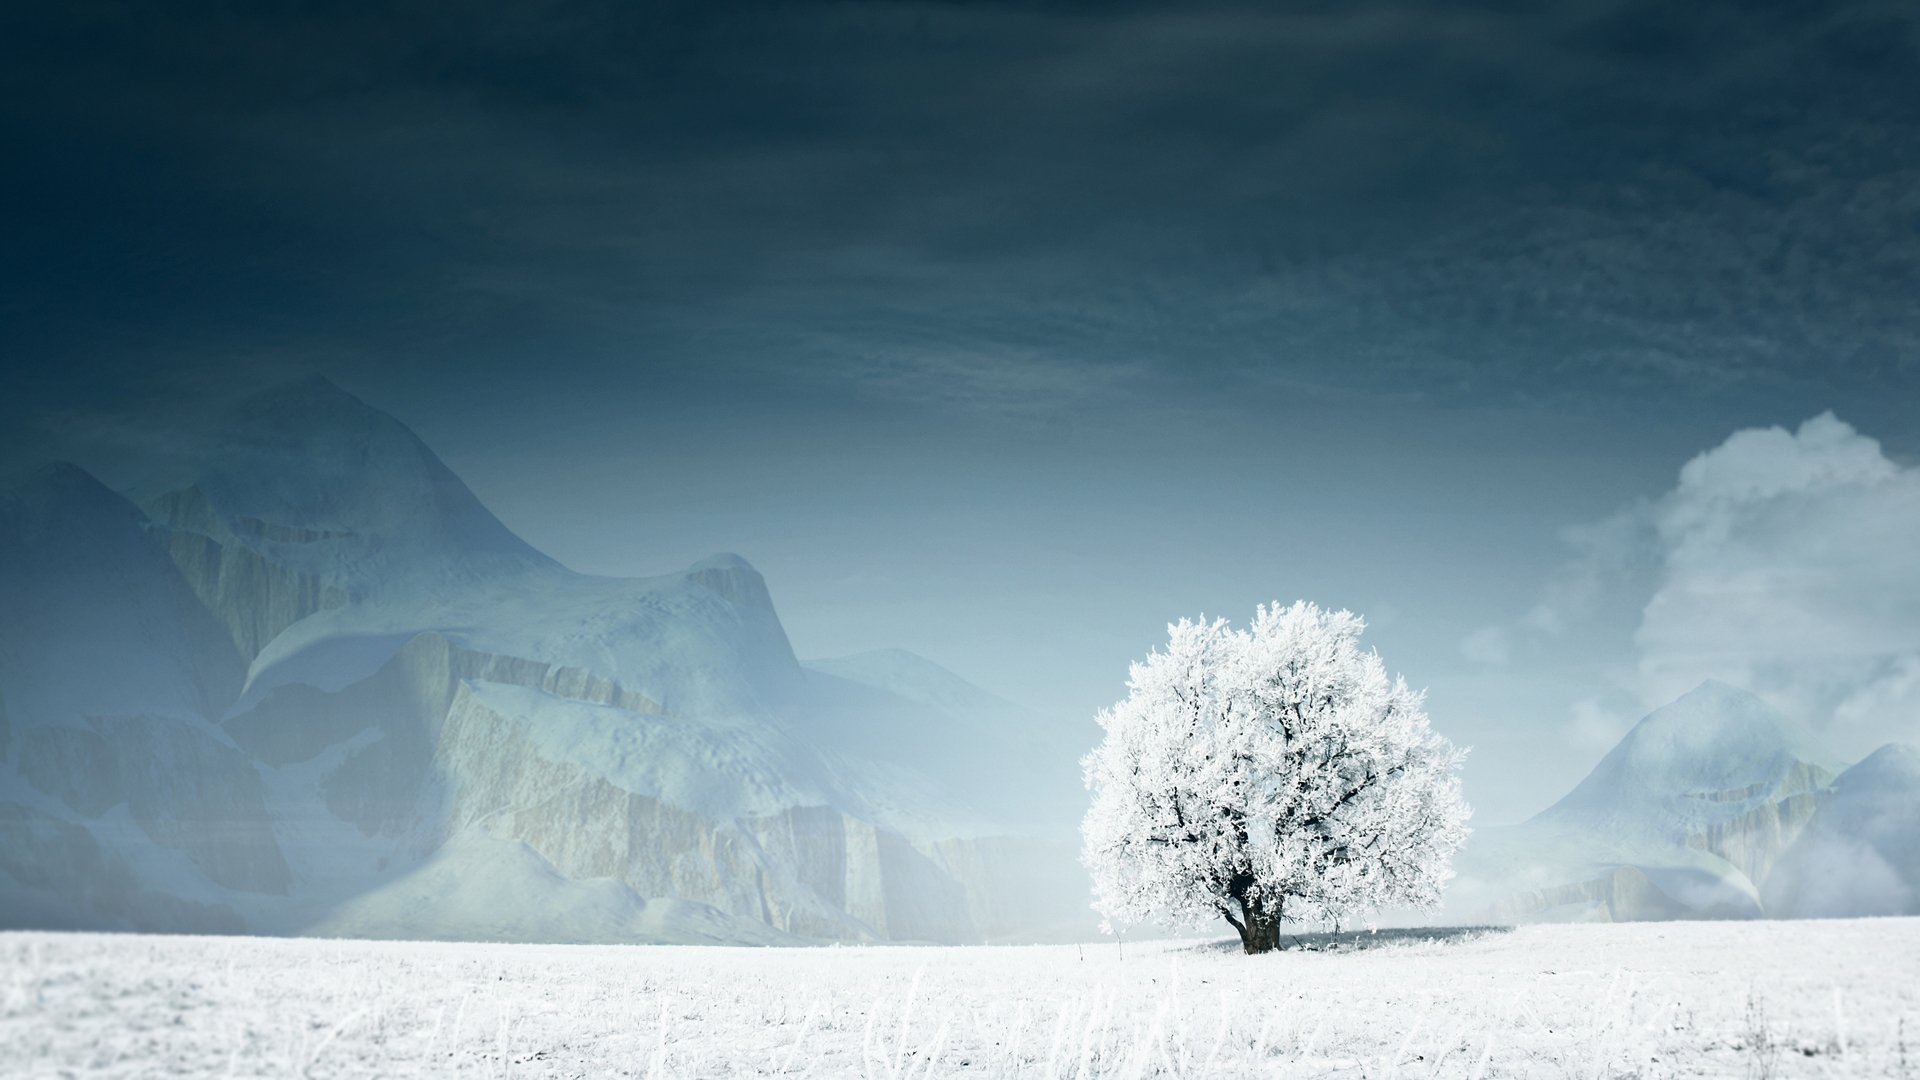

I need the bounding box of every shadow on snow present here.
[1175,924,1513,955]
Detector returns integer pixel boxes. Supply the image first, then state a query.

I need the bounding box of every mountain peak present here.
[1539,680,1828,822]
[683,552,774,611]
[1631,680,1794,738]
[145,376,552,581]
[3,459,109,500]
[224,376,409,445]
[688,552,755,574]
[0,461,146,536]
[1843,742,1920,788]
[1675,678,1754,705]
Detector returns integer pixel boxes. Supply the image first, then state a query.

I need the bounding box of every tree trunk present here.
[1232,894,1283,954]
[1238,914,1282,954]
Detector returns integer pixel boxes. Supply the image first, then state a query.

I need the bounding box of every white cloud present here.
[1458,625,1511,666]
[1518,413,1920,760]
[1459,500,1656,666]
[1566,696,1635,755]
[1636,414,1920,753]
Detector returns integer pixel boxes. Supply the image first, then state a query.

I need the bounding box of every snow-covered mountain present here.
[0,378,1093,944]
[1763,743,1920,918]
[1452,681,1917,922]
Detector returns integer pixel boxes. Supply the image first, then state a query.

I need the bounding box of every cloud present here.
[1566,696,1635,754]
[1635,414,1920,751]
[1458,625,1512,666]
[8,0,1920,428]
[1511,413,1920,758]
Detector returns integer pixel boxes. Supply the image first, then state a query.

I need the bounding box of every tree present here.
[1081,602,1470,954]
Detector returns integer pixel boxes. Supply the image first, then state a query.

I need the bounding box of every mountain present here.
[0,378,1094,944]
[0,462,278,933]
[1450,682,1916,923]
[1763,743,1920,918]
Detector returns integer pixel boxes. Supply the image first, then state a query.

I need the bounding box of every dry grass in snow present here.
[5,918,1919,1077]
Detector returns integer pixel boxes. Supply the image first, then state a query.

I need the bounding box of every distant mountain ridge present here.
[8,378,1909,939]
[1452,681,1916,923]
[0,378,1090,944]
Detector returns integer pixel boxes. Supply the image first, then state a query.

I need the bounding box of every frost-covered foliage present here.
[1082,602,1470,951]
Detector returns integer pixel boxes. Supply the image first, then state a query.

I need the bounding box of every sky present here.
[4,0,1918,822]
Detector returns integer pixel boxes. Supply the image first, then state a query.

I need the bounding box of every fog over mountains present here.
[0,378,1087,943]
[1,378,1914,942]
[1451,681,1918,923]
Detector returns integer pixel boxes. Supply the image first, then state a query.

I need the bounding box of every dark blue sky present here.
[5,0,1918,819]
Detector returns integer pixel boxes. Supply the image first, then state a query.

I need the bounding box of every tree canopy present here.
[1081,602,1470,953]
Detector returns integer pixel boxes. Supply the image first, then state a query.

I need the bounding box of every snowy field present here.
[6,920,1918,1078]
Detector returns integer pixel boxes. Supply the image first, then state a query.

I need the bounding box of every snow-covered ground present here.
[7,919,1918,1078]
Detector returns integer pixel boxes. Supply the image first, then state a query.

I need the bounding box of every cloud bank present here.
[1499,413,1920,758]
[1637,413,1920,756]
[6,0,1919,435]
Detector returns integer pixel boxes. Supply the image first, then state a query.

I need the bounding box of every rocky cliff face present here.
[146,484,352,661]
[0,379,1091,944]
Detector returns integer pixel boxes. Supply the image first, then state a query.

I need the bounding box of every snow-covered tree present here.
[1081,602,1470,953]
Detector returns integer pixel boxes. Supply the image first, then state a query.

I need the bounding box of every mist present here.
[4,0,1918,1002]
